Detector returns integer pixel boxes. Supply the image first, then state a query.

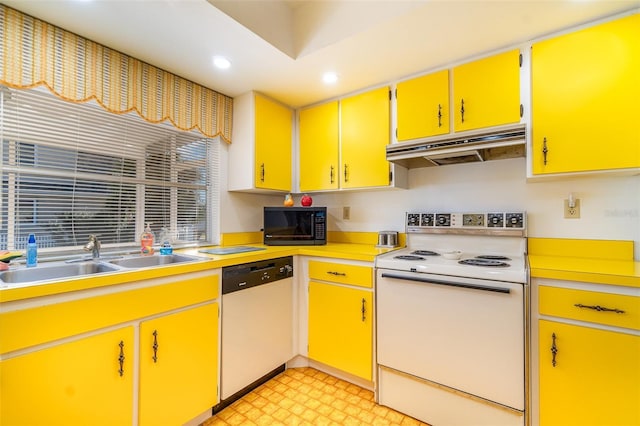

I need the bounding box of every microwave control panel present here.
[314,213,326,239]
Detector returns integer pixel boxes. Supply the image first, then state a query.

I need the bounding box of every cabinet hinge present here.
[519,53,523,67]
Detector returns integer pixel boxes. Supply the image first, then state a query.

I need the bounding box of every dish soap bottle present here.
[140,223,155,255]
[26,233,38,267]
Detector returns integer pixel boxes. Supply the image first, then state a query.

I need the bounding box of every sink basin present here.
[108,254,202,268]
[0,262,122,284]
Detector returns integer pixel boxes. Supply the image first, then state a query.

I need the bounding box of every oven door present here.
[376,269,525,410]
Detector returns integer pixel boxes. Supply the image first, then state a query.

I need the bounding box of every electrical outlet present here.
[564,198,581,219]
[343,206,351,220]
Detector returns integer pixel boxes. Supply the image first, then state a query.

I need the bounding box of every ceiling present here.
[3,0,639,108]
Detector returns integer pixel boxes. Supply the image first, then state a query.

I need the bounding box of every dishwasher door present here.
[221,273,294,399]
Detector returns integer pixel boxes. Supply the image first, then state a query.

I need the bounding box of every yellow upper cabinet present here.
[229,92,293,192]
[255,94,293,190]
[453,49,522,132]
[396,69,450,141]
[298,87,396,191]
[340,87,391,189]
[299,101,340,192]
[531,13,640,175]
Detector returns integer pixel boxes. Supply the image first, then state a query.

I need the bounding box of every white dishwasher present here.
[215,256,294,412]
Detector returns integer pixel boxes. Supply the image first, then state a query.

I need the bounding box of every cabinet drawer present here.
[308,261,372,288]
[0,272,219,354]
[539,285,640,330]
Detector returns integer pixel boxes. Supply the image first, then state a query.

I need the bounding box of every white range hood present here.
[386,123,526,168]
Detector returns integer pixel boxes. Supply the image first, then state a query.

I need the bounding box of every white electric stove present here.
[375,211,529,426]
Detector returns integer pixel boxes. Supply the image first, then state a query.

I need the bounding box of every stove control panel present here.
[406,212,526,235]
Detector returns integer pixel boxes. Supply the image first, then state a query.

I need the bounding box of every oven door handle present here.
[380,273,511,294]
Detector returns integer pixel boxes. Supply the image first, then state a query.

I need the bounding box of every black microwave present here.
[263,206,327,246]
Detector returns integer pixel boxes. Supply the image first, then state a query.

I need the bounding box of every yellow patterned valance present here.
[0,4,233,142]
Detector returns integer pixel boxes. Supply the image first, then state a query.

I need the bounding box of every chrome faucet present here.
[84,234,101,259]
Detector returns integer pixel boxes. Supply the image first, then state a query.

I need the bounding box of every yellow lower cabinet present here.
[539,319,640,426]
[1,326,134,426]
[308,281,373,380]
[139,302,219,426]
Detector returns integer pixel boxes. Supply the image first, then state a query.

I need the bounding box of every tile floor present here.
[202,367,430,426]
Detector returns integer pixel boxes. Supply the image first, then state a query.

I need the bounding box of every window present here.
[0,86,219,252]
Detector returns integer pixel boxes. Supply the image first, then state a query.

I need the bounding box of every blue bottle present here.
[26,234,38,267]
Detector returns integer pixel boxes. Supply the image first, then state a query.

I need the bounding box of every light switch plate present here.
[343,206,351,220]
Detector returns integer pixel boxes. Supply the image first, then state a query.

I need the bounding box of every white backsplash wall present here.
[310,158,640,260]
[219,136,639,259]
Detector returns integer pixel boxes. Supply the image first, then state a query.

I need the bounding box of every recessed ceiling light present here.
[213,56,231,69]
[322,72,338,84]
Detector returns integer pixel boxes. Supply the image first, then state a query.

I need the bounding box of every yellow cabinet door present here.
[453,49,521,132]
[396,69,450,141]
[299,101,339,191]
[255,94,292,191]
[531,14,640,174]
[139,303,219,426]
[539,320,640,426]
[308,281,373,380]
[1,327,134,426]
[340,87,390,189]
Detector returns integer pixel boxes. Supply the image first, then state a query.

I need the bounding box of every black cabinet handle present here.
[551,333,558,367]
[460,98,465,123]
[152,330,159,363]
[118,340,125,377]
[361,298,366,322]
[330,165,335,184]
[574,303,625,314]
[437,104,442,128]
[542,138,548,165]
[260,163,265,182]
[327,271,346,277]
[344,164,349,183]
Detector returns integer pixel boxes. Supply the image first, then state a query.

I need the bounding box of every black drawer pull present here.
[327,271,346,277]
[574,303,625,314]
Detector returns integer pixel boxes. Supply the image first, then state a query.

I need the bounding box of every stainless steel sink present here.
[0,262,122,284]
[107,254,203,268]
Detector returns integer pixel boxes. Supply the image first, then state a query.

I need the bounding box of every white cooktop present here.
[376,228,528,284]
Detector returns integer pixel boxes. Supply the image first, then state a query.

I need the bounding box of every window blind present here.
[0,85,218,252]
